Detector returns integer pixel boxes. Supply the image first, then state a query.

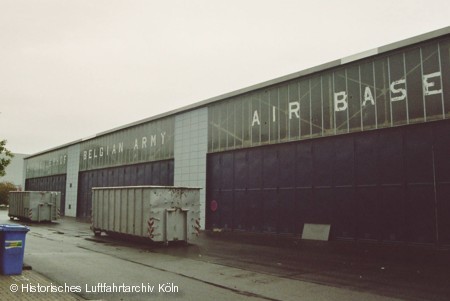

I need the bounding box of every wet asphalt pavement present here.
[200,232,450,301]
[2,209,450,300]
[93,228,450,301]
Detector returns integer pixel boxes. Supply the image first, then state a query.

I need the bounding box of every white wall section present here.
[174,108,208,229]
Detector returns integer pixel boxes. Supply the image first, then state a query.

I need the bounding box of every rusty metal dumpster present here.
[8,191,61,222]
[91,186,201,244]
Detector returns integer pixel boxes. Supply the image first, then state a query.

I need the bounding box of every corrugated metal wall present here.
[25,174,67,216]
[77,159,174,218]
[206,119,450,246]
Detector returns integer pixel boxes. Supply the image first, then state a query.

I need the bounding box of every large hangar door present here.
[77,160,174,219]
[206,144,305,234]
[206,119,450,245]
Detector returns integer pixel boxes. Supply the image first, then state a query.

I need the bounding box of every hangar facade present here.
[24,27,450,246]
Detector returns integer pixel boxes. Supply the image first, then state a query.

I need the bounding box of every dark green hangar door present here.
[76,160,174,219]
[25,174,67,216]
[206,120,450,246]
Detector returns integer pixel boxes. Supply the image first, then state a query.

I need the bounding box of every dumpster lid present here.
[0,224,30,232]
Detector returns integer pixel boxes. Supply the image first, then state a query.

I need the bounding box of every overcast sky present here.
[1,0,449,155]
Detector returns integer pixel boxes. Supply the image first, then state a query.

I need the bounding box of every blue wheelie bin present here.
[0,224,30,275]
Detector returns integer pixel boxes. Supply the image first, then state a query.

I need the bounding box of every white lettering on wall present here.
[363,87,375,106]
[242,71,445,128]
[334,91,348,111]
[82,130,169,162]
[289,102,300,119]
[390,79,406,102]
[423,72,442,96]
[252,110,261,126]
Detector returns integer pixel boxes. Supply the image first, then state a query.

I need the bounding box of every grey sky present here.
[1,0,449,154]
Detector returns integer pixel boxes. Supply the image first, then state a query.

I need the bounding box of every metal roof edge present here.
[378,26,450,54]
[89,59,342,139]
[24,139,82,159]
[203,27,450,103]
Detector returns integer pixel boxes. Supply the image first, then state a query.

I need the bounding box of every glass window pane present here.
[278,85,288,142]
[261,90,270,143]
[389,53,407,125]
[251,93,261,146]
[219,102,227,150]
[360,61,376,130]
[227,101,235,149]
[117,130,125,165]
[405,47,424,122]
[288,81,300,140]
[234,98,243,148]
[300,79,311,137]
[439,39,450,118]
[310,76,322,136]
[422,43,443,120]
[334,68,348,133]
[243,95,251,148]
[347,65,361,132]
[374,57,390,128]
[322,72,334,135]
[269,88,279,143]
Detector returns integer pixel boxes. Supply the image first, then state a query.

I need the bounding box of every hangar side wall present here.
[23,28,449,235]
